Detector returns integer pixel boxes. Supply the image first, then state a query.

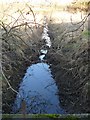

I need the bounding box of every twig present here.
[2,69,21,97]
[70,13,89,25]
[25,4,37,29]
[11,33,30,47]
[60,13,89,41]
[0,21,8,33]
[44,82,55,89]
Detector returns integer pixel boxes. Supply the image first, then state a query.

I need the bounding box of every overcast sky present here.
[0,0,74,4]
[0,0,89,4]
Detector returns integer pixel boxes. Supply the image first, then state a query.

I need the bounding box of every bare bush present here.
[1,3,43,114]
[47,11,89,113]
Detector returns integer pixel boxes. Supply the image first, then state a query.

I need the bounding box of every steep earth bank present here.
[2,26,43,113]
[47,21,89,114]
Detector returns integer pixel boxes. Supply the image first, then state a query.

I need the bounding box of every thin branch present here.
[60,13,89,41]
[2,69,21,97]
[70,13,89,25]
[26,4,37,29]
[0,21,8,33]
[11,33,30,47]
[44,82,55,89]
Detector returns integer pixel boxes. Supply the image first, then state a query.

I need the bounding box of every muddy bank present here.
[47,21,89,114]
[2,26,43,113]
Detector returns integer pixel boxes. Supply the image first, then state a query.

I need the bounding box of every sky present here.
[0,0,89,5]
[0,0,74,4]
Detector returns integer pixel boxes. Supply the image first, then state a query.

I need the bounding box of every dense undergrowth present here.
[47,14,89,113]
[1,17,43,113]
[0,2,89,119]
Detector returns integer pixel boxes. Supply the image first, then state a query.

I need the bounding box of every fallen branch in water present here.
[44,82,55,89]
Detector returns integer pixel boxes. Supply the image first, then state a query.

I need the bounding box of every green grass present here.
[2,114,89,119]
[65,115,79,120]
[82,30,90,37]
[2,114,60,119]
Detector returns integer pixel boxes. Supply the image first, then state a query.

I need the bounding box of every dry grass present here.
[0,1,89,114]
[47,12,89,113]
[0,3,45,113]
[1,2,57,113]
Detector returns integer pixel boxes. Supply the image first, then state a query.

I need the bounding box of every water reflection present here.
[12,63,65,114]
[12,16,65,114]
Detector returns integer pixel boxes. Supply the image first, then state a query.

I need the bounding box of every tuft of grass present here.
[65,115,79,120]
[32,114,60,118]
[2,114,89,119]
[82,30,90,37]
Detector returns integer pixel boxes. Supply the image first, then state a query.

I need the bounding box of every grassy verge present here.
[1,114,89,119]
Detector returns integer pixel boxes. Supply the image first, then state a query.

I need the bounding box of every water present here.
[12,16,65,114]
[12,63,65,114]
[39,49,47,61]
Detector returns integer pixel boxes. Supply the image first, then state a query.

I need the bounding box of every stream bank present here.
[11,17,65,114]
[2,17,66,114]
[46,21,89,114]
[2,26,43,113]
[2,13,89,115]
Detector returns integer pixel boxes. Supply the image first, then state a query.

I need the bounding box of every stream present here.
[12,16,65,114]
